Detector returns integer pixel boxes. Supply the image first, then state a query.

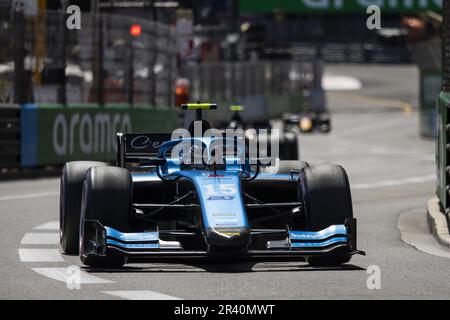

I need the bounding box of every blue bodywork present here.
[104,224,350,253]
[105,227,159,250]
[289,225,348,249]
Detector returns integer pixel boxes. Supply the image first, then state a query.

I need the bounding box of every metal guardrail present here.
[436,0,449,214]
[184,61,315,101]
[182,60,322,124]
[280,42,412,64]
[0,8,176,107]
[0,104,20,167]
[437,93,450,213]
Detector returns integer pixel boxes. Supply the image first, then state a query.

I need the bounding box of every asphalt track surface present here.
[1,64,449,300]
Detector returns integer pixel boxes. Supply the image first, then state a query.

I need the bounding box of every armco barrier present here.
[437,92,450,211]
[21,104,178,167]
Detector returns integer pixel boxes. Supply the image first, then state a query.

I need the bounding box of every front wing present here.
[82,218,364,260]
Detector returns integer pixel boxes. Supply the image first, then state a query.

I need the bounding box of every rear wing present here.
[116,133,172,167]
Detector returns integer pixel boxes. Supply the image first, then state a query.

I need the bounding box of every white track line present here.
[102,290,181,300]
[0,192,58,201]
[352,174,435,190]
[19,221,115,286]
[21,233,59,245]
[322,74,362,91]
[32,268,114,284]
[18,249,64,262]
[34,221,59,230]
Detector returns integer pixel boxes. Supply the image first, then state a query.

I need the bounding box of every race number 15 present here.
[204,184,236,196]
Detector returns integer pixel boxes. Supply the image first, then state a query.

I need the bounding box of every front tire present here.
[298,164,353,267]
[60,161,107,254]
[79,166,132,268]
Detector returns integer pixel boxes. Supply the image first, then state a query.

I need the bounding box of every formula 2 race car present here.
[283,83,331,134]
[59,103,364,268]
[283,111,331,134]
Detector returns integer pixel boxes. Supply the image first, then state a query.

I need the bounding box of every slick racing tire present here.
[80,166,132,268]
[60,161,107,254]
[298,164,353,267]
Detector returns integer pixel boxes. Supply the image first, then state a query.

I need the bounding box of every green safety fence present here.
[436,0,449,211]
[437,92,450,210]
[21,104,178,167]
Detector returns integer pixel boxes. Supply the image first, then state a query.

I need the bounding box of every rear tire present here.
[60,161,107,254]
[298,164,353,267]
[79,166,132,268]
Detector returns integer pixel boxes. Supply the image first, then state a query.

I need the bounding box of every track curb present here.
[427,197,450,248]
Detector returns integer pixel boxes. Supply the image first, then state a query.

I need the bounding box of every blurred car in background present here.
[215,105,300,161]
[283,111,331,134]
[283,76,331,134]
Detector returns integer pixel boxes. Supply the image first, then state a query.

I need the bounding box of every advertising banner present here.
[240,0,442,13]
[21,104,178,166]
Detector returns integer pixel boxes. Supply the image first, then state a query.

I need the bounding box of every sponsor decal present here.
[201,176,233,181]
[207,196,235,201]
[130,136,163,150]
[290,233,324,240]
[21,104,178,166]
[289,231,346,240]
[53,112,131,156]
[215,228,241,237]
[125,133,171,154]
[214,223,239,227]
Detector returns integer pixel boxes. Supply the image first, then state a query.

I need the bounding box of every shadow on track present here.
[83,261,365,274]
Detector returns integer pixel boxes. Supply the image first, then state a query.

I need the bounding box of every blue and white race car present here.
[59,103,364,268]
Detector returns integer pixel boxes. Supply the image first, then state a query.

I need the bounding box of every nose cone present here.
[205,227,250,248]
